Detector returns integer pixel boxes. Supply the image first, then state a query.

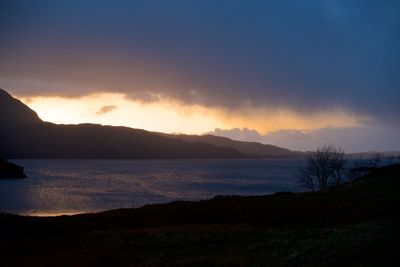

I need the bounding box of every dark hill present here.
[0,158,26,178]
[0,88,298,159]
[0,89,41,125]
[0,89,245,158]
[167,133,301,157]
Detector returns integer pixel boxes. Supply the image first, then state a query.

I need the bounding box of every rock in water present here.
[0,159,27,178]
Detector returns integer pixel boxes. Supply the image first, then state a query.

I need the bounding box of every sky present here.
[0,0,399,152]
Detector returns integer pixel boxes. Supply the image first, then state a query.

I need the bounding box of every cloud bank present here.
[208,125,400,153]
[0,0,399,150]
[0,1,399,122]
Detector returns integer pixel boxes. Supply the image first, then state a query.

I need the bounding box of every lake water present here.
[0,159,304,216]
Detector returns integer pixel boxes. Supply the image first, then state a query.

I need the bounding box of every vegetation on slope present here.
[1,164,400,266]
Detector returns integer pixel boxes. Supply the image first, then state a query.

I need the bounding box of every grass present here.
[1,164,400,266]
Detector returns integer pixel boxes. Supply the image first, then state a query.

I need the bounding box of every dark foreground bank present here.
[0,158,26,179]
[1,165,400,266]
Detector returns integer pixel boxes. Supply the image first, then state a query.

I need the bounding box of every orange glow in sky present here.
[18,93,365,135]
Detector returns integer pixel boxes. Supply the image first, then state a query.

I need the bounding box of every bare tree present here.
[298,145,347,192]
[298,164,316,192]
[330,147,346,186]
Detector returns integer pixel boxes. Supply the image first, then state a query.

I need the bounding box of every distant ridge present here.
[162,134,301,158]
[0,88,299,159]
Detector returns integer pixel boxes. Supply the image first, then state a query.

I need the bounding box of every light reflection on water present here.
[0,159,304,216]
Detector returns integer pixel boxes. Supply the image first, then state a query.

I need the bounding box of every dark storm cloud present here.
[96,105,118,115]
[0,0,399,122]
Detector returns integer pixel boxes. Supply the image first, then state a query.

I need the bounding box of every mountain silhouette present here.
[165,134,300,158]
[0,88,299,159]
[0,158,27,178]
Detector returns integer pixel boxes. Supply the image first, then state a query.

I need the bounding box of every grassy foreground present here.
[1,165,400,266]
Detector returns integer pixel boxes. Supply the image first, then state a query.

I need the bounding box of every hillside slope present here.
[0,88,298,159]
[0,89,245,158]
[168,133,301,157]
[1,165,399,266]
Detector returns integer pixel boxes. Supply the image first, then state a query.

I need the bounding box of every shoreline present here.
[1,165,399,266]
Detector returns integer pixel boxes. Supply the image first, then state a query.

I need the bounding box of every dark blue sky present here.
[1,0,399,151]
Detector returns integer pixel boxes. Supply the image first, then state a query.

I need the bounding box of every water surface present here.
[0,159,304,216]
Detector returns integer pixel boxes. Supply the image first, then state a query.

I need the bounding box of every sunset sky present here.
[1,0,399,152]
